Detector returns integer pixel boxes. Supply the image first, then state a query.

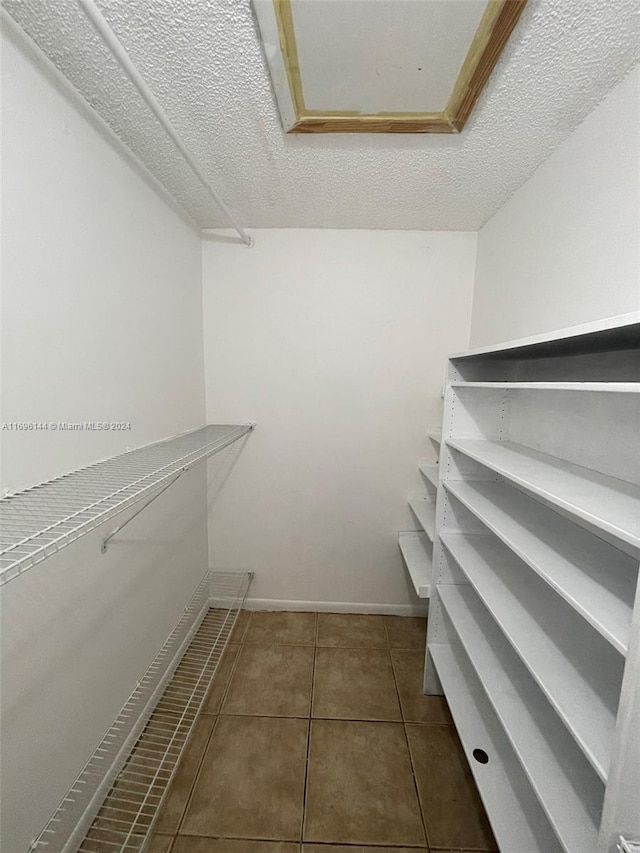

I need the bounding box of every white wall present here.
[1,29,205,493]
[202,229,476,611]
[0,28,208,851]
[471,65,640,347]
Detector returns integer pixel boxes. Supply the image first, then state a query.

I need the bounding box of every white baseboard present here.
[244,598,429,616]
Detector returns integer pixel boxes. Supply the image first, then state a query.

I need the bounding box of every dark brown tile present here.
[316,613,388,648]
[181,715,308,840]
[304,719,425,846]
[244,611,316,646]
[201,643,241,714]
[173,838,299,852]
[384,615,427,649]
[303,847,426,853]
[391,649,453,724]
[154,713,217,833]
[222,644,314,717]
[406,723,497,850]
[312,647,401,722]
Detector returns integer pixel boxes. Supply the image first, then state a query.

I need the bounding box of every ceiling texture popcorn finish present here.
[255,0,528,133]
[3,0,639,230]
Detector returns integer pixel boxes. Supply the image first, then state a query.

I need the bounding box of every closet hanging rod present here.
[76,0,253,248]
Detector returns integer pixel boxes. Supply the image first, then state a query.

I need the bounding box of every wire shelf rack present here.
[29,570,253,853]
[0,424,253,586]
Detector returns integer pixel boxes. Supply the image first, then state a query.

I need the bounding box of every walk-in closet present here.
[1,2,639,852]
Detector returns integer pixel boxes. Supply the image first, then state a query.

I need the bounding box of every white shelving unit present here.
[398,531,432,597]
[409,494,436,540]
[440,531,621,782]
[444,479,636,654]
[430,643,564,853]
[438,585,603,853]
[450,381,640,393]
[424,317,640,853]
[397,426,442,599]
[419,463,439,489]
[428,427,442,446]
[447,438,640,554]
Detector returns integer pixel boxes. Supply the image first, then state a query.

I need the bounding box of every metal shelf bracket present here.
[100,468,186,553]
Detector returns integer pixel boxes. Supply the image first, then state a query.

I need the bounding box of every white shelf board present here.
[449,312,640,360]
[428,428,442,446]
[398,531,431,598]
[440,531,623,782]
[451,381,640,393]
[419,463,439,490]
[447,438,640,556]
[445,480,636,655]
[430,643,564,853]
[439,584,602,853]
[408,495,436,540]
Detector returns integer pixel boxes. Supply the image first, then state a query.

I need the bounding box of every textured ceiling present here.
[4,0,640,230]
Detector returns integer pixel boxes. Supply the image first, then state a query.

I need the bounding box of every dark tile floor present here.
[150,611,496,852]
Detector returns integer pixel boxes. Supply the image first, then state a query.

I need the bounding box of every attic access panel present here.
[253,0,527,133]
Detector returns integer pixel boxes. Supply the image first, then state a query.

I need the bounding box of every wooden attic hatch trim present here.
[273,0,528,134]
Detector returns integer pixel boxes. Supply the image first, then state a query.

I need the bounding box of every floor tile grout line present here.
[299,712,312,846]
[216,641,245,716]
[174,638,244,836]
[402,720,432,851]
[243,641,316,647]
[205,713,451,724]
[388,645,409,726]
[315,643,389,649]
[237,641,425,650]
[166,716,216,835]
[171,723,216,835]
[300,712,314,843]
[310,612,319,719]
[98,606,243,846]
[300,614,320,843]
[382,614,391,649]
[158,829,442,850]
[162,828,433,846]
[236,608,252,642]
[387,629,431,851]
[161,611,442,850]
[174,610,309,840]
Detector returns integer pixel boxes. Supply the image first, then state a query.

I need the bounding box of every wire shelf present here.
[29,570,252,853]
[0,424,253,586]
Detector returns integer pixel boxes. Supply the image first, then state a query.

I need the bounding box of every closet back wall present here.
[1,28,207,851]
[203,229,476,611]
